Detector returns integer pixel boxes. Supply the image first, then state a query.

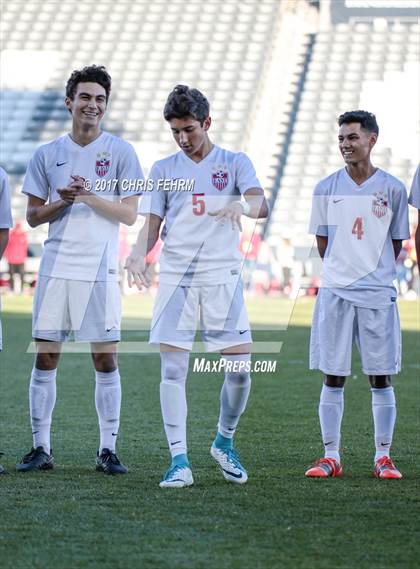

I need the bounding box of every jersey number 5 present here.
[352,217,364,240]
[192,193,205,216]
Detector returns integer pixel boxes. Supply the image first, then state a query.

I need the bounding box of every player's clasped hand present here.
[125,250,151,290]
[57,175,91,204]
[208,201,243,231]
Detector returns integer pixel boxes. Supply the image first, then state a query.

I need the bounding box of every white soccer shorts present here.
[150,279,252,352]
[33,276,121,342]
[310,288,401,376]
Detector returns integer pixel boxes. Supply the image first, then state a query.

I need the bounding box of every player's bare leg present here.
[210,343,252,484]
[369,374,401,479]
[159,343,192,487]
[306,374,345,478]
[91,342,127,474]
[16,340,60,472]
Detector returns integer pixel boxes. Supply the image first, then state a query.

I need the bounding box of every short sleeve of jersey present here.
[235,153,262,194]
[138,162,166,219]
[309,181,329,236]
[389,181,410,240]
[408,164,420,209]
[22,147,49,200]
[117,142,145,199]
[0,169,13,228]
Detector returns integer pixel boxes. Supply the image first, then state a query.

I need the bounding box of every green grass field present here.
[0,295,419,569]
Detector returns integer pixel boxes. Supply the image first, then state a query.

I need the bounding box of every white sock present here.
[372,386,396,462]
[319,385,344,463]
[160,351,189,458]
[95,369,121,453]
[218,354,251,438]
[30,367,57,455]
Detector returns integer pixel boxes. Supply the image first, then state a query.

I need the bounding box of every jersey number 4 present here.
[352,217,364,240]
[192,193,205,216]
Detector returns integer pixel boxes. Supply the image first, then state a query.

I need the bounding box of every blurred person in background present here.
[240,230,261,291]
[408,165,419,273]
[145,237,163,291]
[5,220,28,294]
[0,166,13,473]
[275,237,294,296]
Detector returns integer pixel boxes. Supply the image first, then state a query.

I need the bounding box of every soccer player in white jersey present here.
[17,65,143,474]
[0,167,13,474]
[126,85,268,487]
[306,110,409,480]
[408,164,420,272]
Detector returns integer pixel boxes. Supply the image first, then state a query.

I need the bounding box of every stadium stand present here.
[0,0,286,226]
[266,16,419,245]
[0,1,418,258]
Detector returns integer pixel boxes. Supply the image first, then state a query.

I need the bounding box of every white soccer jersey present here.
[309,168,410,308]
[22,132,143,281]
[0,167,13,229]
[139,146,262,285]
[408,164,420,209]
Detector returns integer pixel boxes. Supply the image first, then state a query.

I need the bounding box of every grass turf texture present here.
[0,295,419,569]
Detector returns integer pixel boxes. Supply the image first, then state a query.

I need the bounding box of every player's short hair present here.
[338,110,379,135]
[164,85,210,124]
[66,65,112,102]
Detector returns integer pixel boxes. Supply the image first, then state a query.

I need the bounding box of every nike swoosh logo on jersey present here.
[171,441,182,446]
[333,199,344,203]
[56,161,67,167]
[239,330,248,335]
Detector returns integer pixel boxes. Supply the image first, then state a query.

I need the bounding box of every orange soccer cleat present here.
[305,457,343,478]
[374,456,402,479]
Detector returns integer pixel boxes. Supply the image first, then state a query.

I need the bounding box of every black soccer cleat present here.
[16,446,54,472]
[95,448,128,475]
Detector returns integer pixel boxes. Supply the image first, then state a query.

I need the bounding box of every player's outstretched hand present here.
[208,201,243,231]
[125,249,150,290]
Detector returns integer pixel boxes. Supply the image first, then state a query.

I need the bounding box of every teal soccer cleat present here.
[211,445,248,484]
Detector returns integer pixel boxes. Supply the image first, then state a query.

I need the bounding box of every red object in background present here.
[307,276,321,296]
[240,232,261,260]
[5,221,28,264]
[146,239,163,264]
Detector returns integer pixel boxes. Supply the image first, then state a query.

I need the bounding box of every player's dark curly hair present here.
[66,65,112,102]
[164,85,210,124]
[338,110,379,135]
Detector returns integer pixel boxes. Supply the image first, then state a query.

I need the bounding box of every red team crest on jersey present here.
[211,164,229,191]
[95,152,111,177]
[372,192,388,218]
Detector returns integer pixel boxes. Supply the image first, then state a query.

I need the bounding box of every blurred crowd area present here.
[2,224,418,300]
[238,229,419,300]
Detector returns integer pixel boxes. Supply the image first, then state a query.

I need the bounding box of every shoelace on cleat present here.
[102,451,121,465]
[376,457,396,473]
[22,448,37,463]
[312,458,338,475]
[224,448,242,469]
[164,464,186,480]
